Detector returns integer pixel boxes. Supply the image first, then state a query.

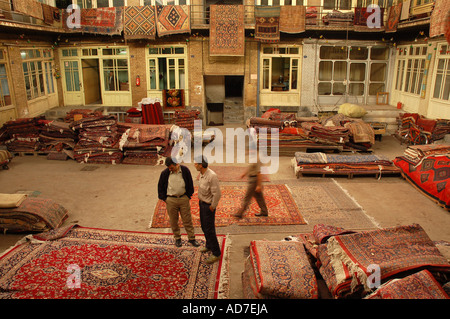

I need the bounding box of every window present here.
[318,45,388,97]
[102,48,129,92]
[395,45,427,95]
[324,0,351,10]
[93,0,125,7]
[147,46,187,90]
[261,45,300,92]
[432,44,450,101]
[0,50,12,107]
[21,49,55,100]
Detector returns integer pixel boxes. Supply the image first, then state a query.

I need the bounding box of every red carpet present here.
[0,226,228,299]
[151,184,305,228]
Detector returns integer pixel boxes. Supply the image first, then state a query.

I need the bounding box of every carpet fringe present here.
[217,234,231,299]
[327,236,371,293]
[330,178,380,229]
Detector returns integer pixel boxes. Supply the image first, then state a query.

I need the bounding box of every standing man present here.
[194,155,221,264]
[158,157,199,248]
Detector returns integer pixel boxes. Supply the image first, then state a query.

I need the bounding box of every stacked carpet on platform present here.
[119,123,171,165]
[0,226,229,299]
[293,151,400,177]
[71,115,122,164]
[174,110,200,131]
[315,224,450,298]
[2,117,44,153]
[64,109,103,122]
[39,120,77,160]
[242,240,318,299]
[0,195,68,233]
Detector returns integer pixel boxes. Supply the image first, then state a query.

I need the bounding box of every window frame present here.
[431,43,450,103]
[394,44,427,96]
[21,48,56,101]
[260,44,301,93]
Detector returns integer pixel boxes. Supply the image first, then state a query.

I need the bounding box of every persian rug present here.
[394,155,450,210]
[163,89,185,108]
[247,240,318,299]
[287,179,377,229]
[430,0,450,38]
[41,3,55,25]
[151,184,305,228]
[254,6,281,43]
[156,5,190,36]
[365,269,449,299]
[0,226,229,299]
[207,166,270,182]
[124,6,156,40]
[12,0,43,20]
[279,5,305,34]
[0,197,68,233]
[353,7,384,32]
[385,3,402,33]
[63,7,123,35]
[209,5,245,56]
[320,224,450,298]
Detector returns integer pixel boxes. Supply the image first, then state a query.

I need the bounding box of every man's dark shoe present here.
[189,239,200,247]
[175,239,182,247]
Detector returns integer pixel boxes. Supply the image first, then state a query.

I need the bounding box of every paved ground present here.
[1,125,449,299]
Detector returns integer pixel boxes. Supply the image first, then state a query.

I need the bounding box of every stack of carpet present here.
[118,123,171,165]
[64,109,103,122]
[0,193,68,233]
[310,224,450,299]
[433,119,450,141]
[174,110,200,131]
[2,117,44,153]
[394,144,450,211]
[39,120,77,160]
[292,151,400,177]
[70,115,123,164]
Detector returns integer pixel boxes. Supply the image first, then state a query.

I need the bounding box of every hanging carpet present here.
[124,5,156,40]
[156,5,191,36]
[279,5,305,34]
[254,6,281,43]
[209,5,245,56]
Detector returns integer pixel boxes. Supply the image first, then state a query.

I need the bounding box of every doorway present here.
[82,59,102,105]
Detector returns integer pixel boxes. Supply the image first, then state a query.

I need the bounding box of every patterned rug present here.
[151,184,305,228]
[430,0,450,38]
[287,179,377,230]
[12,0,43,20]
[394,155,450,210]
[156,5,190,36]
[246,240,318,299]
[124,6,156,40]
[0,226,229,299]
[209,5,245,56]
[279,5,305,34]
[385,3,402,33]
[254,6,281,43]
[322,224,450,298]
[365,269,449,299]
[63,7,123,35]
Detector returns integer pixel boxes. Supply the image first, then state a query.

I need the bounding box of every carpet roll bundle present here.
[119,123,171,165]
[71,115,123,164]
[39,120,77,160]
[2,117,44,153]
[174,110,200,131]
[64,109,103,122]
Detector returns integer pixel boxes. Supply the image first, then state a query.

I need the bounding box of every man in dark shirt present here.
[158,157,199,247]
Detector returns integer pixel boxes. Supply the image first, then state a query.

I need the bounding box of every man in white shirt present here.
[194,155,221,264]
